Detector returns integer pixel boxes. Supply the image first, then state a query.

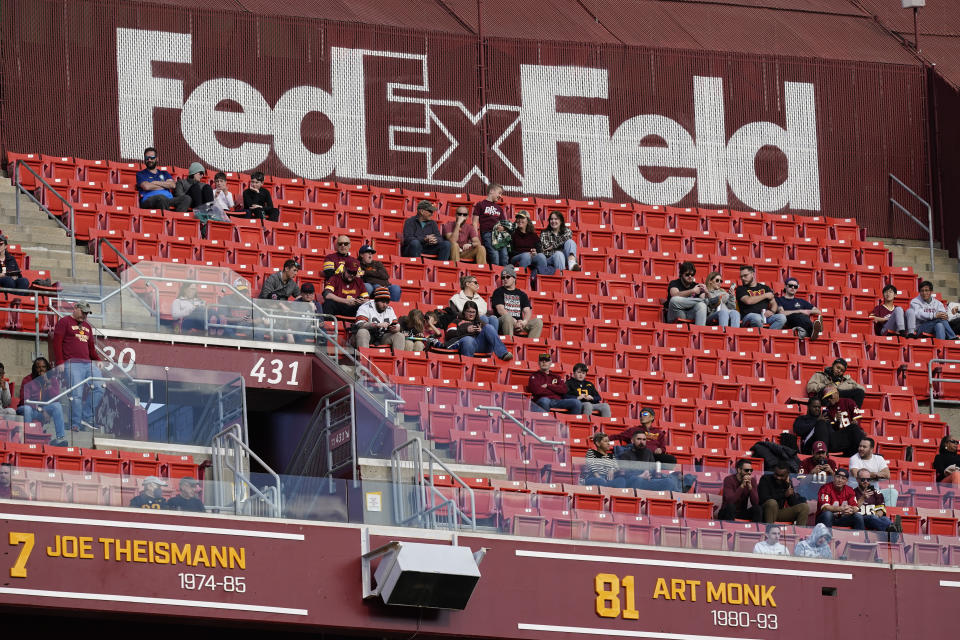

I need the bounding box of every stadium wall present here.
[0,0,933,239]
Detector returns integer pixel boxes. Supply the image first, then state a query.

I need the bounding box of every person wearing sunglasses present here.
[776,277,823,339]
[703,270,740,327]
[854,468,900,541]
[490,265,542,338]
[323,235,362,280]
[0,236,28,290]
[934,435,960,483]
[816,467,864,530]
[442,206,486,265]
[136,147,191,211]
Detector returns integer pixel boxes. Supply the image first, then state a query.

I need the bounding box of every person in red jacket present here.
[816,467,864,529]
[527,353,583,414]
[51,301,103,432]
[718,458,762,522]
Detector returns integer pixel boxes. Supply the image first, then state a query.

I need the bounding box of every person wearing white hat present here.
[129,476,167,509]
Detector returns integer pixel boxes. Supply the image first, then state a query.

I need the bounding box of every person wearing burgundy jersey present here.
[471,183,508,266]
[442,206,487,265]
[816,467,864,529]
[51,301,103,432]
[18,357,66,446]
[323,235,360,280]
[868,284,906,336]
[527,353,583,414]
[322,257,369,317]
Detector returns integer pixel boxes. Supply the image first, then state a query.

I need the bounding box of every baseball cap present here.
[143,476,168,487]
[301,282,316,293]
[179,477,200,487]
[343,257,360,273]
[358,245,376,255]
[514,210,529,220]
[812,441,827,453]
[417,200,438,212]
[74,301,92,313]
[538,353,552,362]
[501,265,517,279]
[785,277,799,286]
[373,286,391,301]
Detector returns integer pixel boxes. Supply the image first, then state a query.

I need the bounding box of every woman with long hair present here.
[934,434,960,483]
[443,301,512,361]
[703,271,741,327]
[17,357,67,446]
[508,211,549,276]
[540,210,580,272]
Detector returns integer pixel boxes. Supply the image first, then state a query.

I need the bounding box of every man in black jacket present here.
[757,463,810,525]
[616,431,678,491]
[566,363,611,418]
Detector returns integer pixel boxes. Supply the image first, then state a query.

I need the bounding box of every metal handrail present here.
[212,423,282,518]
[927,358,960,412]
[889,173,936,276]
[476,405,564,447]
[13,160,76,275]
[391,437,476,531]
[24,372,154,411]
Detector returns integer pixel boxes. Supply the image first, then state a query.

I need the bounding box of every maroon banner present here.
[0,501,957,638]
[1,0,932,239]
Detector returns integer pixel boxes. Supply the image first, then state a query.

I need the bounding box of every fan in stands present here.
[0,235,29,290]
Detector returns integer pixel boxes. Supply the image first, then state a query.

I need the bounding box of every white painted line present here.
[515,550,852,580]
[0,586,308,615]
[0,512,304,540]
[940,580,960,588]
[518,622,759,640]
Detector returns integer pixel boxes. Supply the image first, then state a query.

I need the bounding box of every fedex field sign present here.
[117,28,820,211]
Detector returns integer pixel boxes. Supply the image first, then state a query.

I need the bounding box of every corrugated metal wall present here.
[0,0,934,240]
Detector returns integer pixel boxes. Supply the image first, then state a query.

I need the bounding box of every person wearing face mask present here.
[136,147,191,212]
[129,476,167,509]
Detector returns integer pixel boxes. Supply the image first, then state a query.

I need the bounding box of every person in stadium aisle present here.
[528,353,583,414]
[490,265,543,338]
[793,522,833,559]
[259,259,301,302]
[211,172,235,212]
[508,211,550,277]
[906,280,957,340]
[848,437,889,489]
[869,284,907,336]
[442,206,487,265]
[443,300,512,360]
[136,147,191,212]
[129,476,167,509]
[450,274,499,333]
[854,469,898,540]
[357,245,401,301]
[164,477,205,512]
[401,200,451,260]
[634,407,678,464]
[472,183,508,266]
[665,261,707,325]
[616,430,679,491]
[0,363,14,416]
[242,171,280,222]
[703,271,740,327]
[816,467,864,529]
[934,434,960,483]
[296,283,322,314]
[321,257,368,317]
[0,236,29,290]
[352,286,405,351]
[717,458,762,522]
[0,463,27,500]
[183,162,214,209]
[565,363,611,418]
[806,357,866,408]
[735,265,786,329]
[17,357,66,446]
[753,524,789,556]
[580,432,627,488]
[775,277,822,339]
[540,210,580,273]
[171,282,207,334]
[757,462,810,525]
[51,301,103,433]
[323,235,361,280]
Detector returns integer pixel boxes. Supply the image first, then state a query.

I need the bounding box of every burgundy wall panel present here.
[1,0,932,239]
